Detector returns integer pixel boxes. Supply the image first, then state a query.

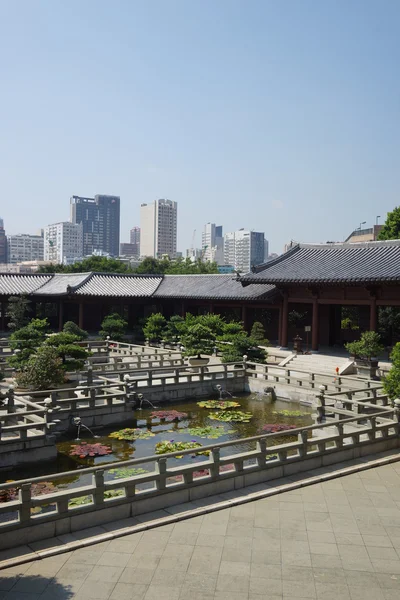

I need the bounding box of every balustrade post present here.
[157,458,167,490]
[317,386,326,423]
[148,370,153,387]
[256,438,267,467]
[50,391,58,407]
[6,387,15,414]
[199,366,204,382]
[210,447,220,479]
[368,416,377,440]
[336,423,344,448]
[87,366,93,388]
[93,470,105,505]
[89,388,96,408]
[298,430,308,458]
[19,483,32,523]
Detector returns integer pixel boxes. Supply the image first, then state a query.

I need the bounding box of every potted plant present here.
[345,331,384,379]
[181,323,215,368]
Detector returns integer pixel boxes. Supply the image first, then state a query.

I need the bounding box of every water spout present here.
[136,393,157,410]
[71,416,99,440]
[215,384,234,399]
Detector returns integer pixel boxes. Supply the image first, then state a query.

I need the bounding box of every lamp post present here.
[359,221,366,231]
[376,216,381,225]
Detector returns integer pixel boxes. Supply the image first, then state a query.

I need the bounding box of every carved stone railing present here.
[0,392,51,442]
[0,397,398,537]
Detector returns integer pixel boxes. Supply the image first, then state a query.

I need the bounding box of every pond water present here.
[1,394,314,495]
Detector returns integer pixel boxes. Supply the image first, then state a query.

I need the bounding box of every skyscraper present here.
[0,219,6,264]
[70,194,120,257]
[130,227,141,255]
[224,229,265,273]
[140,199,177,258]
[202,223,224,264]
[7,233,44,264]
[44,222,83,264]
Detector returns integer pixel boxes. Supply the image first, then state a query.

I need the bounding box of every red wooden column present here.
[78,302,84,329]
[58,300,64,332]
[278,304,282,346]
[281,292,289,348]
[242,305,248,332]
[370,296,377,331]
[312,297,319,351]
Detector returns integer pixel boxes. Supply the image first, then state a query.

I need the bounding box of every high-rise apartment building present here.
[44,222,83,265]
[140,199,177,258]
[7,233,44,264]
[202,223,224,264]
[0,219,6,264]
[224,229,265,273]
[70,194,120,257]
[130,227,141,252]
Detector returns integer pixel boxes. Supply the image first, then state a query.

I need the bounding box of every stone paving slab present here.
[2,455,400,598]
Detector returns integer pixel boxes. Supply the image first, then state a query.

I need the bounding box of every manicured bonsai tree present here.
[63,321,88,340]
[345,331,384,360]
[196,314,226,337]
[220,334,266,364]
[250,321,268,345]
[16,346,65,390]
[44,332,91,371]
[8,318,49,369]
[163,315,186,344]
[143,313,167,343]
[383,343,400,400]
[6,295,31,331]
[99,313,127,341]
[181,323,215,358]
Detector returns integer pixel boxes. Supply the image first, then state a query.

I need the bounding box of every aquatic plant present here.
[68,489,124,508]
[272,410,309,418]
[209,410,252,423]
[109,428,155,441]
[155,440,209,458]
[197,400,240,409]
[108,467,148,478]
[151,410,188,421]
[69,442,112,458]
[181,425,230,439]
[259,424,298,434]
[0,481,58,503]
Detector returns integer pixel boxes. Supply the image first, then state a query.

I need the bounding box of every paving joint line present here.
[0,450,399,570]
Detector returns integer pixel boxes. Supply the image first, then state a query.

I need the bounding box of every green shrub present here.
[345,331,384,360]
[142,313,167,343]
[16,346,65,390]
[44,332,91,371]
[181,323,215,358]
[63,321,88,340]
[99,313,127,341]
[6,295,31,331]
[220,334,266,364]
[8,318,49,369]
[383,342,400,400]
[250,321,268,344]
[163,315,186,344]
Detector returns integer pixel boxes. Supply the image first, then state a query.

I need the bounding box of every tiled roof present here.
[0,273,52,295]
[154,274,275,300]
[32,273,92,296]
[74,273,163,297]
[240,240,400,285]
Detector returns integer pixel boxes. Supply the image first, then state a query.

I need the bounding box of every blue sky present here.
[1,0,399,254]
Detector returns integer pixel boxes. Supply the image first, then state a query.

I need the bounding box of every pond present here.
[1,394,314,498]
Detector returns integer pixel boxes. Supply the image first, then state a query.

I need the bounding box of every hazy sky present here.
[1,0,399,254]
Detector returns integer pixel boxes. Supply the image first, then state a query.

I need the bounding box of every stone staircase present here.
[281,352,353,376]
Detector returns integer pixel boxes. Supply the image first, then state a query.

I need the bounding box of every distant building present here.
[217,265,235,274]
[44,222,83,264]
[120,243,140,257]
[186,248,203,261]
[7,233,44,264]
[70,194,120,257]
[345,225,383,243]
[263,238,269,262]
[202,223,224,264]
[129,227,141,255]
[140,199,177,258]
[224,229,265,273]
[0,219,6,264]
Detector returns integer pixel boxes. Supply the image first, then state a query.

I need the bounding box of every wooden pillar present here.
[58,300,64,332]
[281,292,289,348]
[181,301,186,318]
[1,301,5,331]
[209,303,214,314]
[242,305,248,332]
[278,305,282,346]
[370,297,377,331]
[78,302,84,329]
[312,297,319,351]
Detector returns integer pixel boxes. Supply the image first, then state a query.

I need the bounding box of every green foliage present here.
[341,307,360,331]
[143,312,167,343]
[16,346,65,390]
[155,440,209,458]
[209,410,252,422]
[181,323,216,357]
[163,315,186,344]
[250,321,268,344]
[288,310,308,327]
[383,342,400,400]
[196,314,226,336]
[6,295,31,331]
[220,334,266,364]
[221,321,244,338]
[8,318,49,369]
[44,332,90,371]
[378,206,400,241]
[108,467,148,478]
[63,321,88,340]
[197,400,240,409]
[108,428,155,441]
[181,426,229,439]
[272,410,310,418]
[39,255,134,274]
[379,307,400,345]
[345,331,384,359]
[99,312,127,341]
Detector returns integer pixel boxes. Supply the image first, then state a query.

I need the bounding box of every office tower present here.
[70,194,120,256]
[140,199,177,258]
[0,219,6,264]
[129,227,141,256]
[202,223,224,264]
[7,233,44,264]
[224,229,265,273]
[44,222,83,265]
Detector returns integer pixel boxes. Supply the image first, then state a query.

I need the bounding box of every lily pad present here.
[209,410,252,423]
[197,400,240,409]
[155,440,209,458]
[109,428,155,441]
[272,410,310,418]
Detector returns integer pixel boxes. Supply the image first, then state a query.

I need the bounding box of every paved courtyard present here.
[2,461,400,599]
